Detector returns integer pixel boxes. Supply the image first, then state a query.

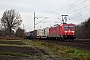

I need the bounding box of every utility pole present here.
[34,12,35,31]
[34,12,38,38]
[23,24,24,30]
[62,15,68,24]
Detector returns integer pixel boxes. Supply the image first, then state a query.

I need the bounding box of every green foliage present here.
[22,40,90,60]
[66,49,90,60]
[0,40,32,47]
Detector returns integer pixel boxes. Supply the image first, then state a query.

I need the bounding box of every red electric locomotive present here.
[49,23,76,40]
[60,23,76,39]
[49,15,76,40]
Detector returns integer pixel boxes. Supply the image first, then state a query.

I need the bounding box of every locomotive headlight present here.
[72,31,75,35]
[72,31,75,33]
[64,31,67,33]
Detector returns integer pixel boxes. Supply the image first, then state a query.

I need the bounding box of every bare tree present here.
[76,17,90,39]
[1,9,22,36]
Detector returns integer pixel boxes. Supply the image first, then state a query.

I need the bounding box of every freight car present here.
[26,30,37,39]
[36,27,49,39]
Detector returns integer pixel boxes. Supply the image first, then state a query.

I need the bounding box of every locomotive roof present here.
[50,23,75,28]
[60,23,74,26]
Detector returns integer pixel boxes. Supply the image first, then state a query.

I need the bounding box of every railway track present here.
[35,39,90,50]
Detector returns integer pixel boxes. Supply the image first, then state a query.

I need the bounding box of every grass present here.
[0,44,32,47]
[0,40,38,58]
[0,39,90,60]
[22,40,90,60]
[0,40,22,42]
[0,52,30,57]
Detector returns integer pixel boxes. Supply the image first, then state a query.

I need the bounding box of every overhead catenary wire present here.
[70,12,90,19]
[35,17,47,25]
[49,0,88,22]
[68,2,90,20]
[55,0,89,18]
[53,0,80,15]
[34,0,90,27]
[67,0,87,13]
[36,0,88,22]
[68,4,90,14]
[56,0,80,11]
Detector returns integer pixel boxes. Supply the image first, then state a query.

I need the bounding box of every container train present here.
[26,23,76,41]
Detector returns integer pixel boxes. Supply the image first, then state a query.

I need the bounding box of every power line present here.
[41,0,86,20]
[58,0,80,10]
[35,17,47,25]
[70,12,90,19]
[55,0,80,14]
[55,0,89,18]
[69,4,90,14]
[67,0,87,12]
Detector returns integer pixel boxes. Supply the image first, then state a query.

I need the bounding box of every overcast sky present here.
[0,0,90,32]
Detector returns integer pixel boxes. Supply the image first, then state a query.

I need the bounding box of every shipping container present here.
[44,27,49,37]
[36,27,49,38]
[37,29,44,37]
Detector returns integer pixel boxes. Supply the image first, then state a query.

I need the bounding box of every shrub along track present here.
[36,39,90,50]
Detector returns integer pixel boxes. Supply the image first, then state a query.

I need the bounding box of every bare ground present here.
[0,46,73,60]
[0,40,73,60]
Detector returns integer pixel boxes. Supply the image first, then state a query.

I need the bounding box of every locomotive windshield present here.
[64,26,74,29]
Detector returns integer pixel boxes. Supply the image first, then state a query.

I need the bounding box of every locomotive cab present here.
[61,24,76,39]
